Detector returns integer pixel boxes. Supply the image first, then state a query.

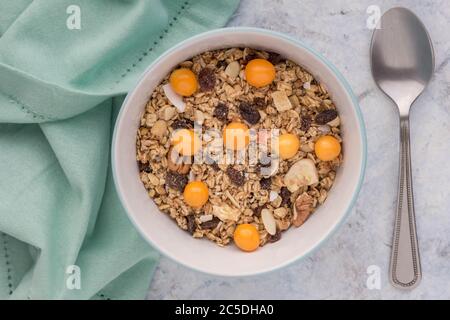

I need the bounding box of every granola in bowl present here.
[136,47,342,252]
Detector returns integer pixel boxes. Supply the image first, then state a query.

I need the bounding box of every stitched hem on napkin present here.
[0,0,240,123]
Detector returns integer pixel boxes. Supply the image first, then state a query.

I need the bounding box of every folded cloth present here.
[0,0,239,299]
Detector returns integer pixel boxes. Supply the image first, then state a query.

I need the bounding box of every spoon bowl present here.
[371,7,435,116]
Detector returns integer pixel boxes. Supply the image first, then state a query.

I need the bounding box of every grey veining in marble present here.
[147,0,450,299]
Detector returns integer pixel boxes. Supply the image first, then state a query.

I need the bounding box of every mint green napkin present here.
[0,0,239,300]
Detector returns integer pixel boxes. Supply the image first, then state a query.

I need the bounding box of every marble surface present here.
[147,0,450,299]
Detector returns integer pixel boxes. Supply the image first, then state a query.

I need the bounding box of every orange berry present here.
[169,68,198,96]
[171,129,201,156]
[314,135,341,161]
[245,59,276,88]
[234,224,260,252]
[275,133,300,159]
[223,122,250,150]
[183,181,209,208]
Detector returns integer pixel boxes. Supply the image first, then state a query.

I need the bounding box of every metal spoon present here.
[370,7,435,289]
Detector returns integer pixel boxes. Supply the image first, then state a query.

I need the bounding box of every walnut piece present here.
[293,193,314,227]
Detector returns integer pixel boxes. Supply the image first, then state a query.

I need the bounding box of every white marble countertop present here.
[147,0,450,299]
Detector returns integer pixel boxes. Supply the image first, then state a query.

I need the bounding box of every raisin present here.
[239,101,261,125]
[211,162,220,171]
[253,97,266,109]
[143,166,152,173]
[138,161,151,173]
[267,52,284,65]
[243,52,258,64]
[217,60,227,69]
[268,230,282,243]
[300,115,312,132]
[226,166,245,186]
[165,171,188,192]
[213,102,229,122]
[280,187,292,207]
[198,68,216,91]
[253,206,264,218]
[260,177,272,190]
[315,109,338,125]
[186,215,196,235]
[199,217,220,230]
[171,118,194,130]
[205,155,220,171]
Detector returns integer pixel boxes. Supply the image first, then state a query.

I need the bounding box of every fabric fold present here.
[0,0,240,299]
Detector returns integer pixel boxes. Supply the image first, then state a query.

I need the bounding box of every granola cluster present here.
[136,48,342,248]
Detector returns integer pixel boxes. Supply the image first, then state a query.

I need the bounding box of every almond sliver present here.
[224,61,240,79]
[261,208,277,235]
[163,83,186,112]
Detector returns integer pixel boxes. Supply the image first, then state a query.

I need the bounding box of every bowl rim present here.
[112,27,367,277]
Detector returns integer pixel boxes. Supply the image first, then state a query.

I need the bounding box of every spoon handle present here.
[390,117,422,289]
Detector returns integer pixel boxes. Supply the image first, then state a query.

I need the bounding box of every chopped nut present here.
[300,142,314,153]
[158,106,177,121]
[276,219,291,231]
[318,125,331,134]
[199,214,213,223]
[269,190,278,202]
[271,195,282,208]
[151,120,167,138]
[274,207,288,219]
[147,173,160,186]
[145,113,157,127]
[271,90,292,112]
[212,204,241,222]
[289,95,300,108]
[284,158,319,192]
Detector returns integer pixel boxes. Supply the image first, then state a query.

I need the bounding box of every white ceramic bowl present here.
[112,28,367,276]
